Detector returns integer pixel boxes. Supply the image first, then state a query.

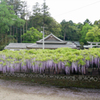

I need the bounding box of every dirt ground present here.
[0,79,100,100]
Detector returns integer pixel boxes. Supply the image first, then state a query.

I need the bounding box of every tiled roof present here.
[4,34,80,50]
[37,33,64,43]
[73,41,81,46]
[37,41,67,44]
[27,44,77,49]
[4,43,33,49]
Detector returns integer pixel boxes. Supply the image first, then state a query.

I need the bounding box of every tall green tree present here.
[29,2,43,31]
[7,0,26,42]
[94,20,100,28]
[60,20,69,40]
[0,0,25,50]
[60,20,79,41]
[28,2,61,37]
[75,22,83,40]
[79,23,92,44]
[0,0,16,33]
[84,19,92,25]
[48,17,61,37]
[85,26,100,42]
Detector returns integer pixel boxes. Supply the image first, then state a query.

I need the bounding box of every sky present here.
[22,0,100,24]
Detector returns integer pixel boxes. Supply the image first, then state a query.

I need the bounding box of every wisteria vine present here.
[0,48,100,75]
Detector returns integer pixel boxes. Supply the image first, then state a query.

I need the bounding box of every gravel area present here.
[0,79,100,100]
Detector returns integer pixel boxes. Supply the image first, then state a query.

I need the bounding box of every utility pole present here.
[41,26,46,49]
[41,0,47,49]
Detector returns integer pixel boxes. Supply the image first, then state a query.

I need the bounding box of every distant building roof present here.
[37,33,66,44]
[27,44,77,49]
[4,43,33,49]
[4,33,80,50]
[73,41,81,47]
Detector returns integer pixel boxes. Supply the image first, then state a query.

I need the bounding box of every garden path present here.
[0,79,100,100]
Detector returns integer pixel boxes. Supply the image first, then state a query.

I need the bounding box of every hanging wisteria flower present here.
[0,47,100,75]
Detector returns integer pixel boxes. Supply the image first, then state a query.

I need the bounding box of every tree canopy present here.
[0,0,25,50]
[0,0,16,33]
[79,23,92,44]
[1,0,100,50]
[85,26,100,42]
[21,27,42,43]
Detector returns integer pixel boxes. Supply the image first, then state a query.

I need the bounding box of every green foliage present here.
[84,19,92,25]
[0,0,16,33]
[0,0,25,33]
[47,17,61,36]
[60,20,80,41]
[21,27,42,43]
[94,20,100,28]
[0,0,25,50]
[79,23,92,44]
[0,34,17,50]
[78,60,86,65]
[0,0,100,49]
[1,48,100,67]
[85,26,100,42]
[28,2,61,37]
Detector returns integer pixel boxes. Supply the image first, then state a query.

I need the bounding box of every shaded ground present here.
[0,79,100,100]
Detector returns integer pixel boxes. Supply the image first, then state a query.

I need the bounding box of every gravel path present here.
[0,79,100,100]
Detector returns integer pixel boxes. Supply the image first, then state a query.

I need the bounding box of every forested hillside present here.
[0,0,100,50]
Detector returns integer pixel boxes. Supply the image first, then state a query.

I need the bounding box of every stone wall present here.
[0,73,100,82]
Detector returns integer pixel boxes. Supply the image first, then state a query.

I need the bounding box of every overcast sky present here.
[22,0,100,24]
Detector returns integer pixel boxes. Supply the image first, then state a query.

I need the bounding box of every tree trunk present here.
[10,26,12,35]
[5,34,7,44]
[64,32,65,41]
[32,18,33,27]
[22,25,24,42]
[16,27,18,42]
[20,27,22,43]
[26,20,27,32]
[13,26,14,36]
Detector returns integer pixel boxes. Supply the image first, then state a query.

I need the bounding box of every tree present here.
[0,0,24,35]
[76,22,83,40]
[0,35,17,50]
[41,2,50,17]
[30,2,43,31]
[33,2,41,16]
[94,20,100,28]
[0,0,17,33]
[60,20,79,41]
[21,27,42,43]
[84,19,92,25]
[7,0,26,42]
[0,0,25,50]
[79,23,92,44]
[85,26,100,42]
[28,2,61,37]
[7,0,23,16]
[60,20,69,40]
[44,17,61,36]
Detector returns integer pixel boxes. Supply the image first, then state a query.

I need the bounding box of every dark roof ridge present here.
[37,33,63,43]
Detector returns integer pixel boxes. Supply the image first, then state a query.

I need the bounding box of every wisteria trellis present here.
[0,48,100,75]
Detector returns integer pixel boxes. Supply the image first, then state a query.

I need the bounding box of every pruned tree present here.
[21,27,42,43]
